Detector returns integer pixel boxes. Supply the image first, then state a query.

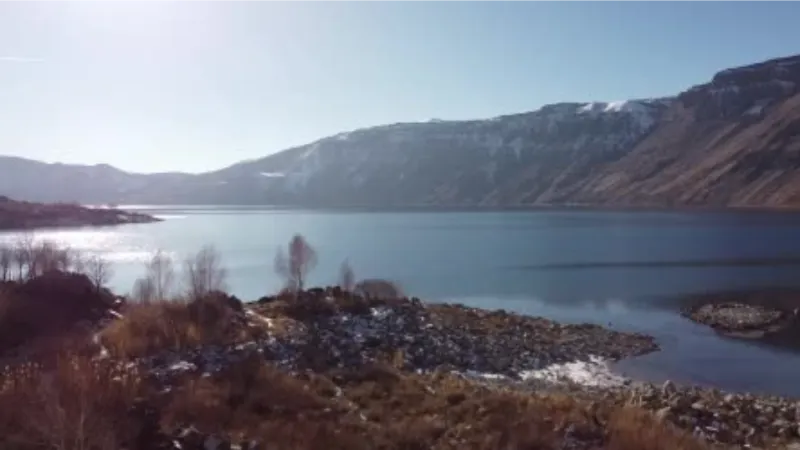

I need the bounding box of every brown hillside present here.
[574,58,800,208]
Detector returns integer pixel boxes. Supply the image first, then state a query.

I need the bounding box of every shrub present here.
[100,292,248,359]
[354,279,404,299]
[0,271,118,356]
[0,350,144,450]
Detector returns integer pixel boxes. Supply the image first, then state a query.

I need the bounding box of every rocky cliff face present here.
[2,54,800,208]
[572,54,800,208]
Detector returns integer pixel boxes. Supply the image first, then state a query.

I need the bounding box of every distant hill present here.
[3,53,800,209]
[0,157,194,204]
[0,196,159,230]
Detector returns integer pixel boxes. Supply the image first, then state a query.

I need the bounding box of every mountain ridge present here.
[2,53,800,208]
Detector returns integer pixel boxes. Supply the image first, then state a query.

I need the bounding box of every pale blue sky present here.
[1,2,799,173]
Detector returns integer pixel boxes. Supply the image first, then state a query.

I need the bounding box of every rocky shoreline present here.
[4,279,800,449]
[134,290,658,382]
[112,289,800,449]
[0,196,160,231]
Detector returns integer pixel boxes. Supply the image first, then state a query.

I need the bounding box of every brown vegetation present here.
[100,292,255,359]
[0,270,119,357]
[0,350,146,450]
[0,351,714,450]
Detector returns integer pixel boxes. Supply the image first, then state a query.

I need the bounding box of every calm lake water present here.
[4,207,800,396]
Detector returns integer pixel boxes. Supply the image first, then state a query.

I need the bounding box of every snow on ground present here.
[245,309,274,328]
[457,356,630,389]
[520,355,629,388]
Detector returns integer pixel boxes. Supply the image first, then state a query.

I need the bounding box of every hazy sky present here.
[1,2,799,173]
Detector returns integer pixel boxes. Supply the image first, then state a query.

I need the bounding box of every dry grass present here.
[0,350,146,450]
[606,407,713,450]
[157,358,715,450]
[0,304,718,450]
[0,282,718,450]
[100,294,265,359]
[0,354,723,450]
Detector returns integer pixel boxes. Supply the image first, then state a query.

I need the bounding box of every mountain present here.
[572,55,800,208]
[2,53,799,208]
[0,157,194,204]
[188,98,673,206]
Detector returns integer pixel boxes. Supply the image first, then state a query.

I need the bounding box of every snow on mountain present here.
[200,96,673,206]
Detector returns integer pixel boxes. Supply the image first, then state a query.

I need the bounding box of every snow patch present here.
[520,356,628,388]
[259,172,285,178]
[744,101,768,116]
[245,309,274,328]
[576,100,659,130]
[169,361,198,373]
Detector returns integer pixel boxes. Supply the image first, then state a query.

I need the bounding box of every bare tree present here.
[85,254,113,293]
[144,250,175,301]
[184,245,228,300]
[339,259,355,292]
[71,250,87,274]
[0,243,11,282]
[274,234,317,293]
[29,240,64,276]
[131,277,156,303]
[12,233,35,281]
[54,246,77,272]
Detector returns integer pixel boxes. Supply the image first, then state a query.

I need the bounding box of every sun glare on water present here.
[0,229,164,264]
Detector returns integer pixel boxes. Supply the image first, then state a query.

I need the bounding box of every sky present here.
[1,2,799,174]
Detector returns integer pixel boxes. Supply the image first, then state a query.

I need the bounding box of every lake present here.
[4,207,800,397]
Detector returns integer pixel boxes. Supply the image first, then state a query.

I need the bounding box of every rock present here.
[691,401,706,412]
[204,435,229,450]
[772,419,791,428]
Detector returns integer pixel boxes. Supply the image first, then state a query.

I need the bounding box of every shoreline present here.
[135,290,799,448]
[3,276,800,448]
[117,202,800,215]
[0,196,161,232]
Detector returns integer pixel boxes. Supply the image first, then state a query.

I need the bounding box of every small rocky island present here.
[0,196,160,231]
[681,288,800,349]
